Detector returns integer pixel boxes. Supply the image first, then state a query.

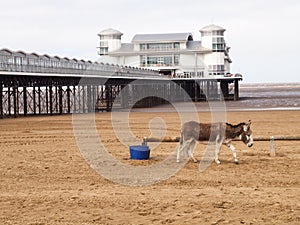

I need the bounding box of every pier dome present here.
[200,24,226,32]
[98,28,123,36]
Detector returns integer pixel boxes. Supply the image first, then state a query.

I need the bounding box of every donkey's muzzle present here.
[247,143,253,147]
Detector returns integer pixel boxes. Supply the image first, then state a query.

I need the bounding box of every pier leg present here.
[82,85,86,113]
[234,79,239,101]
[49,85,53,115]
[78,86,81,113]
[106,85,112,112]
[23,86,27,116]
[8,86,11,116]
[87,85,91,112]
[206,81,210,101]
[0,83,3,119]
[194,80,198,102]
[46,86,49,114]
[67,85,71,114]
[38,86,41,114]
[13,85,17,118]
[55,86,58,113]
[33,85,36,115]
[220,81,228,100]
[59,85,63,115]
[73,85,76,113]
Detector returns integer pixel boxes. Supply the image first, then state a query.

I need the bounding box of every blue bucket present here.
[129,145,150,160]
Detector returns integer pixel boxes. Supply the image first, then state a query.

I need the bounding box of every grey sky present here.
[0,0,299,83]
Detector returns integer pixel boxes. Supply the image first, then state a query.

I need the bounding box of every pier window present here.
[209,65,225,75]
[174,55,179,65]
[140,55,178,67]
[212,37,225,51]
[99,47,108,55]
[212,30,224,36]
[139,42,180,51]
[140,44,147,50]
[99,34,121,40]
[99,41,108,47]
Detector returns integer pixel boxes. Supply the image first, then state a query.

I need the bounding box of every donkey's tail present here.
[180,131,184,145]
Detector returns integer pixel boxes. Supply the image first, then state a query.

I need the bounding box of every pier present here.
[0,48,241,118]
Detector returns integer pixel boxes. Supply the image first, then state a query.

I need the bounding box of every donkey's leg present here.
[177,140,189,163]
[176,143,183,163]
[226,142,239,164]
[214,135,223,164]
[177,132,185,163]
[187,140,197,163]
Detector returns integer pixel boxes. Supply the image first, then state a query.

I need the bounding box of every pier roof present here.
[132,33,193,43]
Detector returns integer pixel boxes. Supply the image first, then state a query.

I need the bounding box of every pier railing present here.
[0,48,161,78]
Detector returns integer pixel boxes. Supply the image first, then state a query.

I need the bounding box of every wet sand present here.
[0,110,299,224]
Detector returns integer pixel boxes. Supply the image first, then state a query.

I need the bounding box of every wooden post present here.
[270,136,275,157]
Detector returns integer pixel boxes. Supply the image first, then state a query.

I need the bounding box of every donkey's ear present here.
[243,120,251,131]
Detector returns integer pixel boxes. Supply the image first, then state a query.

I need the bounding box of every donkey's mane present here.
[226,122,246,128]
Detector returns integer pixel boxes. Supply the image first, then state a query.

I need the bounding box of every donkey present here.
[176,120,253,164]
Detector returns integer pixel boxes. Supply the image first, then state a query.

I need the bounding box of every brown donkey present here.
[176,120,253,164]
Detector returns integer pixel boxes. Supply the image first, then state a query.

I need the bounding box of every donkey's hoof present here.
[215,160,221,164]
[193,160,198,163]
[176,160,180,163]
[234,160,239,164]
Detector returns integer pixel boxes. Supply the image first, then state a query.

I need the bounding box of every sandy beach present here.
[0,110,299,224]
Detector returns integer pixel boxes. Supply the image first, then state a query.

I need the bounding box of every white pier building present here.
[97,24,232,78]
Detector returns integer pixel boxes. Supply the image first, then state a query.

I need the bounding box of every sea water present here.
[131,82,300,112]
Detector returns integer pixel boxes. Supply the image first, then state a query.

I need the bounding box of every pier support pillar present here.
[73,85,76,113]
[33,85,36,115]
[23,86,27,116]
[59,85,63,115]
[220,81,229,100]
[45,86,49,114]
[49,85,53,115]
[0,83,3,119]
[13,85,18,118]
[234,79,239,101]
[67,86,71,114]
[38,86,41,114]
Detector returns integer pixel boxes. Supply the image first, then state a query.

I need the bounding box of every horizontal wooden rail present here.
[145,136,300,143]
